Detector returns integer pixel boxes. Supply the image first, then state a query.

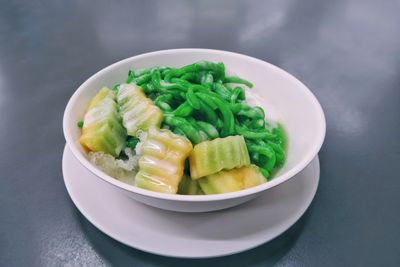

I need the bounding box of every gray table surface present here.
[1,0,399,266]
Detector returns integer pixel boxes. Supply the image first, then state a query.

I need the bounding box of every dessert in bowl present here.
[63,49,325,212]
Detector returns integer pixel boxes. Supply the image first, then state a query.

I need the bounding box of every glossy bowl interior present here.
[63,49,325,212]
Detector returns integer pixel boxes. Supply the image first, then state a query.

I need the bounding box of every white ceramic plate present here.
[63,145,320,258]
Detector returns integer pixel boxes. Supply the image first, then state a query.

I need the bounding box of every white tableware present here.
[63,145,320,258]
[63,49,325,212]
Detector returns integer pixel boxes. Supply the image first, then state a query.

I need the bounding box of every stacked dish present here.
[62,49,325,257]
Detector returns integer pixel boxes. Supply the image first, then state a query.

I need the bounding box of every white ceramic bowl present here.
[63,49,326,212]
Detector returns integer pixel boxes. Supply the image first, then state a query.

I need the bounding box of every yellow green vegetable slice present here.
[198,165,265,194]
[117,84,163,137]
[79,87,126,157]
[135,128,193,194]
[189,135,250,179]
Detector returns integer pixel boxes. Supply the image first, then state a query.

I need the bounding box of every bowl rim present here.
[63,48,326,202]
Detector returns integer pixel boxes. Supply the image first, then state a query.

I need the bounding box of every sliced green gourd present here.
[198,165,265,194]
[80,87,126,157]
[117,84,163,136]
[135,128,193,194]
[189,135,250,179]
[178,175,204,195]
